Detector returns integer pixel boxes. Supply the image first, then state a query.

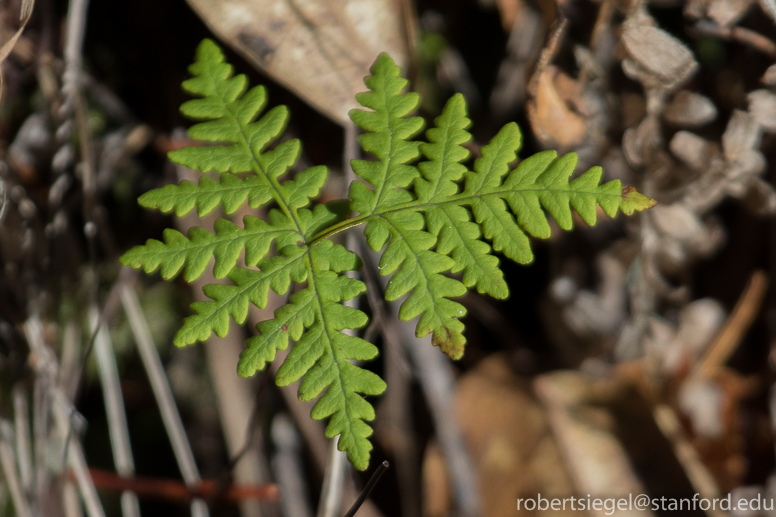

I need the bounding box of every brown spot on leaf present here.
[433,328,465,360]
[237,32,275,65]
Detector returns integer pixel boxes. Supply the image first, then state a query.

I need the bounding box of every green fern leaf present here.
[120,39,386,470]
[348,54,470,358]
[348,53,424,217]
[119,214,298,281]
[347,56,654,359]
[416,94,508,299]
[121,39,655,471]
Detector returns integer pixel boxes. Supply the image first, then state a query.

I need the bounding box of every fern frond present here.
[379,212,468,358]
[121,39,655,472]
[120,213,298,281]
[120,39,386,470]
[238,240,385,470]
[348,53,424,217]
[348,55,470,357]
[416,95,508,299]
[137,173,274,217]
[348,60,655,359]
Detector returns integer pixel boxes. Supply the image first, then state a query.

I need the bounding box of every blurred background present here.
[1,0,776,516]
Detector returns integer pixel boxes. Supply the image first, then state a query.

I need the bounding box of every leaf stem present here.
[307,181,632,246]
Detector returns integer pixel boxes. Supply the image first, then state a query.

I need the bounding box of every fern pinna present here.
[120,39,654,470]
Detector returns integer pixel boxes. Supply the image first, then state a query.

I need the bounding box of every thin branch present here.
[226,370,272,473]
[343,461,389,517]
[0,0,36,103]
[62,0,89,99]
[691,20,776,58]
[696,270,769,379]
[71,277,124,402]
[359,242,480,517]
[82,468,279,503]
[12,385,33,493]
[652,404,726,517]
[359,242,419,517]
[118,282,210,517]
[51,390,106,517]
[0,420,33,517]
[25,316,56,509]
[63,479,84,517]
[88,304,141,517]
[527,16,568,98]
[271,414,313,517]
[59,321,82,400]
[316,440,348,517]
[24,314,105,517]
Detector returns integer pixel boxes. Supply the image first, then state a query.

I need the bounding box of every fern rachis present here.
[120,39,655,470]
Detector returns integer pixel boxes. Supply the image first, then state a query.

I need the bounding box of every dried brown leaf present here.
[663,91,717,127]
[762,64,776,86]
[651,204,707,243]
[707,0,752,27]
[621,24,698,88]
[722,110,761,163]
[669,131,713,169]
[622,116,661,167]
[456,356,577,516]
[496,0,523,31]
[534,372,658,516]
[185,0,409,125]
[685,0,712,18]
[0,0,36,103]
[742,177,776,215]
[747,90,776,132]
[527,66,587,149]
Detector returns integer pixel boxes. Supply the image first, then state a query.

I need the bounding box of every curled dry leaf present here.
[742,177,776,215]
[747,90,776,132]
[722,110,765,181]
[495,0,522,31]
[678,379,724,438]
[0,0,36,103]
[663,91,717,127]
[621,24,699,89]
[684,0,708,19]
[726,150,766,182]
[722,110,761,162]
[678,298,727,358]
[556,253,628,337]
[762,64,776,86]
[185,0,409,125]
[707,0,753,27]
[527,66,587,149]
[654,298,726,376]
[669,131,714,169]
[622,116,662,167]
[650,203,725,269]
[651,204,708,244]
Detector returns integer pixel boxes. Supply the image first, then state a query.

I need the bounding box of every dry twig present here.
[696,270,769,379]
